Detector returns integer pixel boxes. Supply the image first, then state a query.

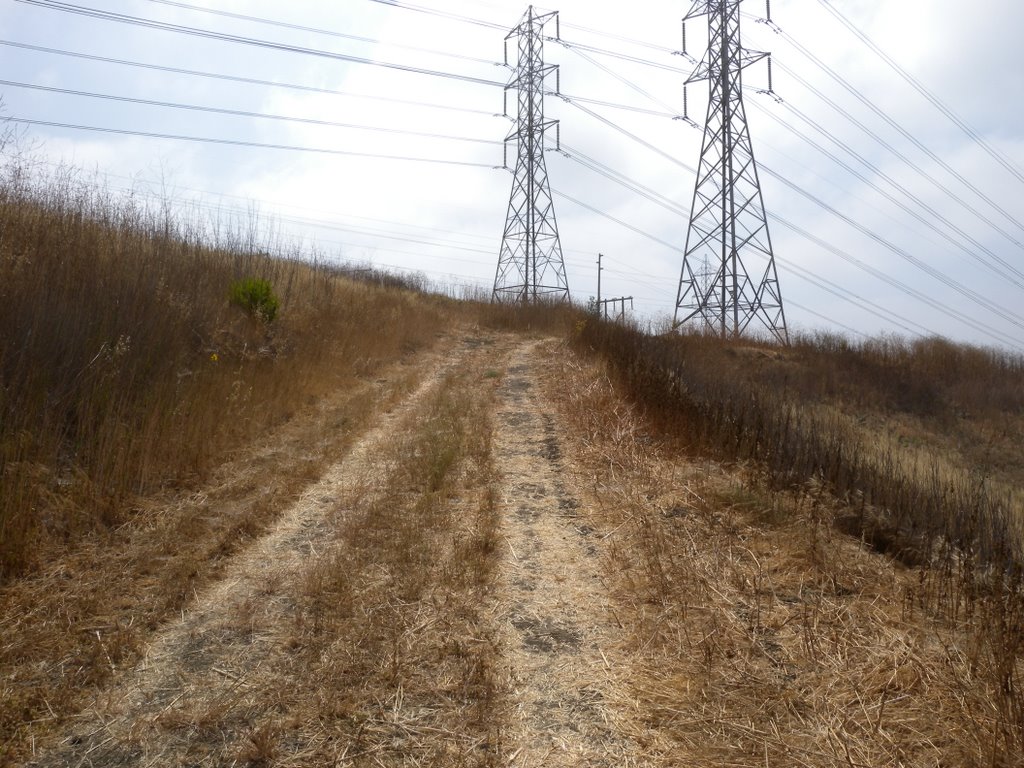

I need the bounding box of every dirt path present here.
[11,328,1018,767]
[22,333,655,767]
[29,335,491,767]
[492,342,644,767]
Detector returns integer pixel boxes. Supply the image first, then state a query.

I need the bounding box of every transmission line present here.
[565,76,1024,336]
[749,98,1024,289]
[559,44,680,117]
[126,155,1013,345]
[774,59,1024,253]
[562,100,1023,347]
[551,36,689,76]
[0,40,666,122]
[760,164,1024,334]
[769,214,1023,350]
[141,0,501,67]
[779,259,929,338]
[814,0,1024,187]
[560,143,689,219]
[14,0,506,88]
[554,183,944,341]
[0,40,497,118]
[555,139,944,339]
[0,80,500,146]
[6,118,496,168]
[777,28,1024,239]
[786,299,869,339]
[362,0,506,31]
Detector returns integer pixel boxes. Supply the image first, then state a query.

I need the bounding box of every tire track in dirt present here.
[28,335,491,768]
[494,341,643,767]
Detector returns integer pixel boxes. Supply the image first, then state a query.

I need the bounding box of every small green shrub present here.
[229,277,280,322]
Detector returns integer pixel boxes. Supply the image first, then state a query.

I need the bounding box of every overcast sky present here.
[2,0,1024,349]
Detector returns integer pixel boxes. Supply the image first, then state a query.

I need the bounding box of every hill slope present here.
[1,325,1022,766]
[2,169,1023,765]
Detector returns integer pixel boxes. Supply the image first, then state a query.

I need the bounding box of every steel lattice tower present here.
[493,6,570,304]
[673,0,788,343]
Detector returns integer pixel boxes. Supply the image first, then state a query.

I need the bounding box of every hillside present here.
[2,173,1024,766]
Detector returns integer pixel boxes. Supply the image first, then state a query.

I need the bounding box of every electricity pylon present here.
[493,6,570,304]
[673,0,788,343]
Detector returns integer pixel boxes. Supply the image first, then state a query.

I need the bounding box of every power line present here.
[553,94,679,119]
[6,117,497,168]
[14,0,1015,344]
[566,74,1024,336]
[0,40,667,122]
[2,135,986,344]
[14,0,506,88]
[117,159,1024,346]
[361,0,689,73]
[553,183,940,341]
[777,27,1024,239]
[786,298,869,339]
[0,40,498,118]
[814,0,1024,188]
[760,163,1024,334]
[564,99,689,169]
[560,143,689,219]
[551,36,689,76]
[778,258,929,338]
[1,149,576,257]
[773,58,1024,254]
[0,79,501,146]
[363,0,506,31]
[560,44,680,117]
[141,0,501,67]
[749,97,1024,289]
[769,214,1023,350]
[552,186,681,255]
[559,22,678,56]
[541,12,1024,251]
[556,138,940,338]
[363,0,683,61]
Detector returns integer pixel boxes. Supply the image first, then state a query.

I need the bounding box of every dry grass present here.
[242,359,507,765]
[0,158,451,581]
[476,299,581,336]
[550,335,1024,765]
[573,318,1024,583]
[0,157,464,764]
[0,342,443,765]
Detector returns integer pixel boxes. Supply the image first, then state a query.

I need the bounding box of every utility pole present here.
[673,0,788,344]
[493,6,570,305]
[597,252,603,306]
